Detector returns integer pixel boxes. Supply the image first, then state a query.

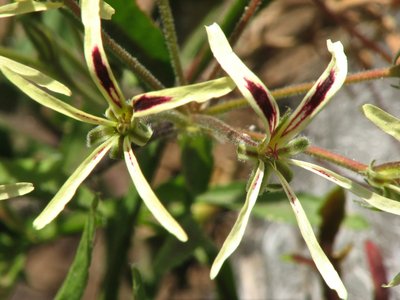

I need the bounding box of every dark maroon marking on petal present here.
[92,47,121,108]
[281,70,335,137]
[244,79,277,132]
[133,95,172,112]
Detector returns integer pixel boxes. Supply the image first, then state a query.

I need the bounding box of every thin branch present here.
[204,66,400,115]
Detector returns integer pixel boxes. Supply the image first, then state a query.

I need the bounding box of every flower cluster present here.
[0,0,235,242]
[205,23,400,299]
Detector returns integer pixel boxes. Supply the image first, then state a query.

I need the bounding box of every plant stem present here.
[63,0,164,90]
[204,65,400,115]
[305,146,368,173]
[157,0,186,85]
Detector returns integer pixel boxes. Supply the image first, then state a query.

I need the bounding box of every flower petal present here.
[0,182,34,200]
[123,137,188,242]
[363,104,400,141]
[0,66,115,126]
[210,160,264,279]
[206,23,279,137]
[275,40,347,144]
[99,0,115,20]
[81,0,126,111]
[132,77,235,117]
[0,55,71,96]
[289,159,400,215]
[0,1,63,18]
[275,170,347,299]
[33,137,117,230]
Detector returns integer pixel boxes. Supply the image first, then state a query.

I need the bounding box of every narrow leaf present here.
[0,1,63,18]
[132,77,235,117]
[0,182,34,200]
[0,66,115,127]
[123,137,188,242]
[289,159,400,215]
[55,198,97,300]
[33,137,116,230]
[81,0,126,111]
[363,104,400,141]
[275,40,347,144]
[181,134,213,196]
[210,160,264,279]
[206,23,279,137]
[275,170,347,299]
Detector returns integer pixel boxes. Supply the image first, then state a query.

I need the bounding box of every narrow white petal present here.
[0,55,71,95]
[0,1,63,18]
[206,23,279,137]
[275,40,347,144]
[363,104,400,141]
[275,170,347,299]
[289,159,400,215]
[81,0,126,111]
[123,137,188,242]
[132,77,235,117]
[1,66,115,127]
[0,182,34,200]
[33,137,116,229]
[210,160,265,279]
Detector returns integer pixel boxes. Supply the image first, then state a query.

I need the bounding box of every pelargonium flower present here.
[206,23,400,299]
[0,1,235,242]
[0,182,34,200]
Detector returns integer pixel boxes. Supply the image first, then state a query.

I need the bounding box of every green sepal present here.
[365,161,400,188]
[237,142,259,162]
[129,120,152,147]
[86,125,116,147]
[277,136,310,157]
[275,160,293,183]
[109,136,124,159]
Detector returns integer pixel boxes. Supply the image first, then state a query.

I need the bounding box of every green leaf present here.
[363,104,400,141]
[0,183,34,200]
[195,181,246,207]
[54,198,97,300]
[131,267,148,300]
[153,216,203,276]
[180,134,214,196]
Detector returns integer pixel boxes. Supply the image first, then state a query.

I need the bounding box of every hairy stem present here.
[204,66,400,115]
[157,0,186,85]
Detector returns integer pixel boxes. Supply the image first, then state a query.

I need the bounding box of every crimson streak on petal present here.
[92,47,121,108]
[244,79,277,133]
[281,70,336,137]
[133,95,172,112]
